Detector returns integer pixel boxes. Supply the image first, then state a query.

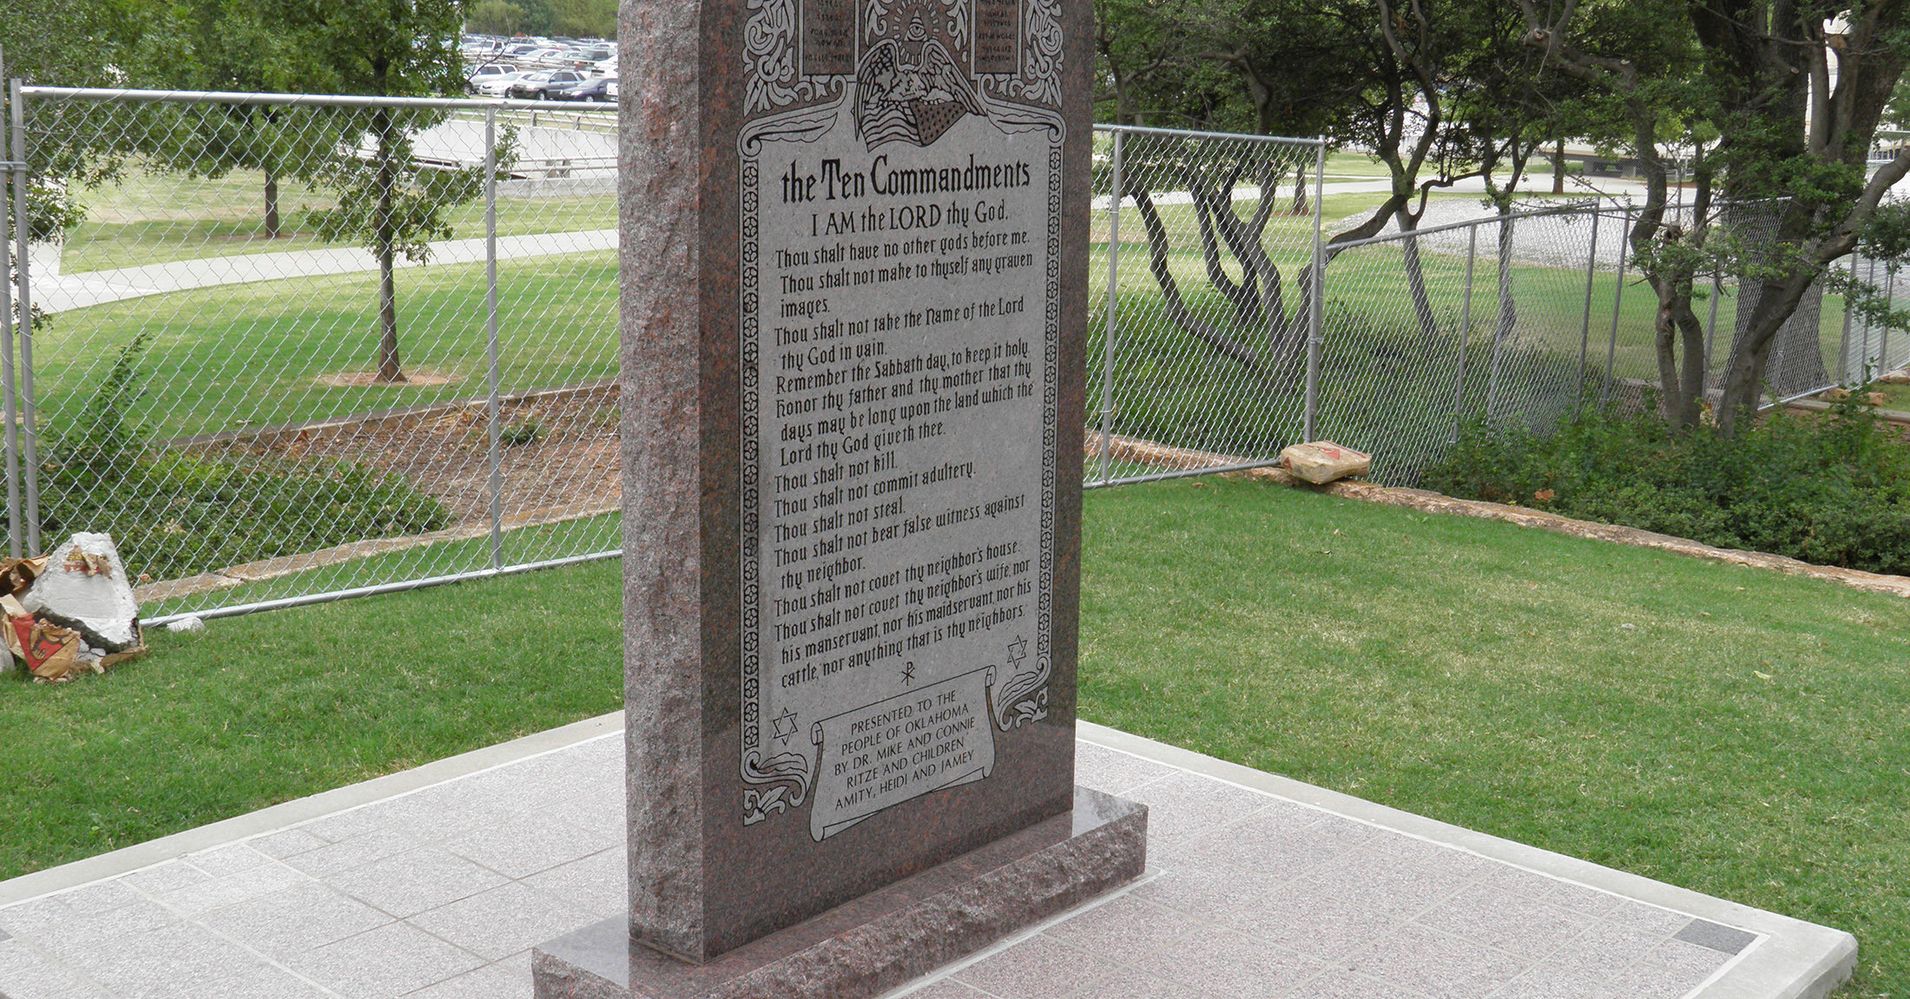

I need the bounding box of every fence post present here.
[1836,257,1858,385]
[1704,272,1722,382]
[483,107,504,571]
[1577,208,1599,391]
[1865,256,1881,376]
[8,75,32,556]
[1881,264,1897,380]
[0,53,18,558]
[1451,223,1477,442]
[1302,137,1326,443]
[1484,214,1514,422]
[1098,128,1121,485]
[1602,209,1630,404]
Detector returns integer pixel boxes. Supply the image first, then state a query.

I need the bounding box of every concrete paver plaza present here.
[0,716,1853,999]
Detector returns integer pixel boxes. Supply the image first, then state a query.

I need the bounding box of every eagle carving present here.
[853,17,986,150]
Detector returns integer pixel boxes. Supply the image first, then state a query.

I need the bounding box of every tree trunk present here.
[1717,271,1819,432]
[1650,270,1707,428]
[1494,214,1517,356]
[373,111,406,384]
[1396,208,1441,341]
[1130,186,1270,376]
[263,172,281,239]
[1552,139,1565,195]
[1291,160,1308,217]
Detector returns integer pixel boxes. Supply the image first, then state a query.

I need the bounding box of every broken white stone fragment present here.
[23,533,141,652]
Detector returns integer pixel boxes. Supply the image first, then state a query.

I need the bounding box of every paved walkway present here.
[0,717,1854,999]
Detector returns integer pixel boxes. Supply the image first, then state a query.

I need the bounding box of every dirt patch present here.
[205,386,621,532]
[316,370,463,388]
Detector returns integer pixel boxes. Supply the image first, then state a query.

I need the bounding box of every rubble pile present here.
[0,533,147,683]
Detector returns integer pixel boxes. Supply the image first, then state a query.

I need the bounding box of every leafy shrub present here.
[38,334,451,582]
[1423,395,1910,574]
[499,418,544,447]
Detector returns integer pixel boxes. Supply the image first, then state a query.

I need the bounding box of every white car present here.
[473,72,526,97]
[466,63,517,86]
[508,69,588,99]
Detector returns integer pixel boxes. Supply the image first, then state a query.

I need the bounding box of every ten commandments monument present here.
[532,0,1146,993]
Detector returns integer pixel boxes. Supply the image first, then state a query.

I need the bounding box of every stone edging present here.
[1097,435,1910,601]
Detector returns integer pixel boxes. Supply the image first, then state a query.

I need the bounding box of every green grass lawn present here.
[41,196,1823,486]
[40,252,618,441]
[140,512,621,620]
[1081,478,1905,999]
[36,184,1855,502]
[1866,382,1910,411]
[0,556,626,883]
[4,477,1903,995]
[61,168,617,273]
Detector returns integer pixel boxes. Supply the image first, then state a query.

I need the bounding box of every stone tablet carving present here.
[738,0,1064,839]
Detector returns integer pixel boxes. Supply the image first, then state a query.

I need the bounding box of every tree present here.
[3,0,144,339]
[1093,0,1555,378]
[1,0,130,86]
[548,0,615,37]
[467,0,526,36]
[268,0,482,384]
[1094,0,1347,379]
[120,0,327,238]
[1523,0,1910,432]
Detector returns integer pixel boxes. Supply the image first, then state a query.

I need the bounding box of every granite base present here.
[531,787,1146,999]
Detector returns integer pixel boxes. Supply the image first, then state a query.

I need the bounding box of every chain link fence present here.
[1,87,1899,621]
[1091,183,1884,487]
[1084,126,1327,485]
[9,86,620,622]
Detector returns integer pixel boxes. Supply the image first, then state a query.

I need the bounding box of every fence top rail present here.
[1093,123,1324,147]
[15,85,614,113]
[1325,199,1602,252]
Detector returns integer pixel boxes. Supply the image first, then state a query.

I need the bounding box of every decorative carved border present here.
[746,0,847,115]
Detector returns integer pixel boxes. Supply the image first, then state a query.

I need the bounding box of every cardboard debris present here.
[1281,441,1373,485]
[0,556,46,601]
[3,594,82,681]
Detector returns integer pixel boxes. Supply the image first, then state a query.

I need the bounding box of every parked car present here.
[507,69,587,99]
[465,63,517,92]
[474,71,527,97]
[549,77,614,102]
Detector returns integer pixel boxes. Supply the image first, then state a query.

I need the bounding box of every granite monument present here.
[531,0,1143,993]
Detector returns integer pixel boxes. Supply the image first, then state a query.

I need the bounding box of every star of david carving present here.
[1008,636,1029,666]
[771,708,798,746]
